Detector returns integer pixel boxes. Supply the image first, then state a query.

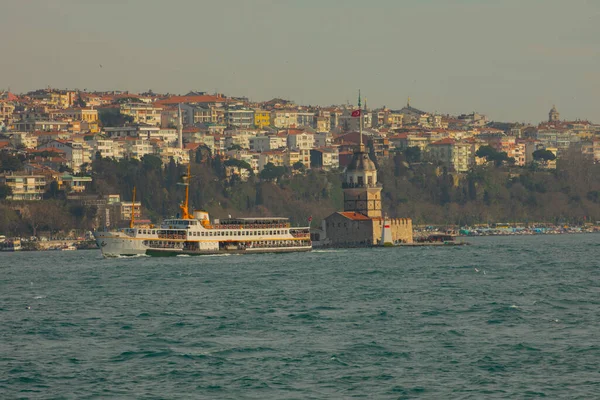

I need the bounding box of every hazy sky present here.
[1,0,599,122]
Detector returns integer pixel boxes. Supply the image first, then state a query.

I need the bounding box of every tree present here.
[0,183,12,200]
[75,92,86,107]
[142,154,163,171]
[533,149,556,163]
[259,162,286,181]
[292,161,305,171]
[475,145,496,160]
[475,145,510,167]
[403,146,421,163]
[227,144,243,151]
[0,152,24,171]
[44,180,66,200]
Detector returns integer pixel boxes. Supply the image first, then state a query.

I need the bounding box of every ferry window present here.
[138,229,142,234]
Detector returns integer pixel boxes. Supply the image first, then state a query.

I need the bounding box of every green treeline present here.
[90,154,343,227]
[380,149,600,225]
[2,149,600,236]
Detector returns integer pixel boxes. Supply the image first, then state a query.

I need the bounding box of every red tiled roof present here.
[338,212,371,221]
[30,147,65,154]
[184,143,202,150]
[430,138,456,145]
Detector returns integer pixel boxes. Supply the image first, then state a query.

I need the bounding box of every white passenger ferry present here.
[93,167,311,257]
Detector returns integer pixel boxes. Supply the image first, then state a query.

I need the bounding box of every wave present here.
[113,254,149,259]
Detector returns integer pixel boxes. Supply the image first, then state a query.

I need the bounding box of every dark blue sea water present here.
[1,234,599,399]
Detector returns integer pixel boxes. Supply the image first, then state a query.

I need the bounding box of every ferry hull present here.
[145,246,312,257]
[94,231,147,258]
[94,230,312,258]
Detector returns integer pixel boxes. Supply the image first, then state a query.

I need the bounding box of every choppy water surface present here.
[1,234,599,398]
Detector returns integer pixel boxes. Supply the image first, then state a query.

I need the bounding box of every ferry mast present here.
[179,163,192,219]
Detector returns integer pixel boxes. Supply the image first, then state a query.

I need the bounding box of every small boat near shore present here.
[410,234,468,246]
[0,238,22,251]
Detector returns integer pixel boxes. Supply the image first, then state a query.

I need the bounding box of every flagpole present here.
[358,90,363,152]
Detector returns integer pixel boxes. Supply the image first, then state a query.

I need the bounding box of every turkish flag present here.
[351,109,361,117]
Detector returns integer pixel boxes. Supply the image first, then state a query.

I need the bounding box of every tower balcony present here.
[342,182,382,189]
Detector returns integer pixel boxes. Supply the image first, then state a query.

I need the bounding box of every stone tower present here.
[342,143,382,218]
[549,105,560,122]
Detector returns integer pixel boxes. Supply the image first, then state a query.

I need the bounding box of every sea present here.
[1,234,599,399]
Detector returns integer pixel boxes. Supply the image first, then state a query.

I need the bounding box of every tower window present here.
[368,176,373,185]
[357,176,364,186]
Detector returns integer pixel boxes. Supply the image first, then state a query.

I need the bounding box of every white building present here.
[287,131,315,151]
[10,132,38,149]
[250,135,287,152]
[103,125,161,140]
[39,140,92,172]
[120,103,162,126]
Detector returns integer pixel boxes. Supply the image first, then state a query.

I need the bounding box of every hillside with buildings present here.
[1,88,600,237]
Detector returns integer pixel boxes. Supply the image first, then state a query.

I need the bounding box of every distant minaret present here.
[177,103,183,149]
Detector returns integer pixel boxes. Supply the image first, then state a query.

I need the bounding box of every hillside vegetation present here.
[2,149,600,236]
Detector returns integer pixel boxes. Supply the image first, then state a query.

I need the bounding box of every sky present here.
[1,0,599,123]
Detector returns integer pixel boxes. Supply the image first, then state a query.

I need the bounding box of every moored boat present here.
[0,238,22,252]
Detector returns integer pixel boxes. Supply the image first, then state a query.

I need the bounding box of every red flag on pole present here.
[351,109,361,117]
